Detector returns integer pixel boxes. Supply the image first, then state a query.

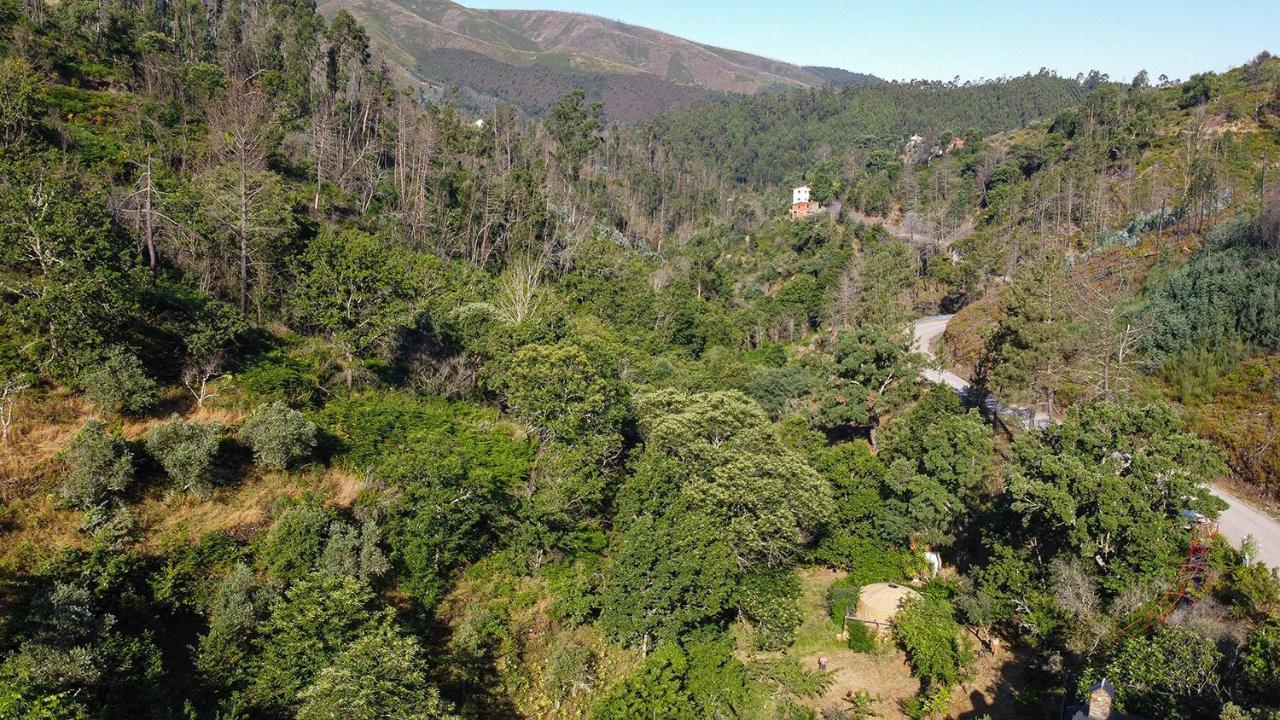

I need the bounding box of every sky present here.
[461,0,1279,83]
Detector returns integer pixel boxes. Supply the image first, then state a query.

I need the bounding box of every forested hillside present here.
[643,72,1089,187]
[3,0,1280,718]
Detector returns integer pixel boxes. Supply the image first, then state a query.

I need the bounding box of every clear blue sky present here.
[461,0,1278,82]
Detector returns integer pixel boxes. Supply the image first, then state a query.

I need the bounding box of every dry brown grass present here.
[0,391,92,501]
[0,386,354,560]
[0,494,90,571]
[136,465,366,550]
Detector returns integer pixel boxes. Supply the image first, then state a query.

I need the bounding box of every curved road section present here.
[910,315,1280,567]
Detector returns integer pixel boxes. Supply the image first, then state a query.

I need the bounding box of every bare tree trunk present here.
[239,163,250,314]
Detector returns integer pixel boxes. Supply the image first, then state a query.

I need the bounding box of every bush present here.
[80,347,159,416]
[255,496,335,581]
[1242,621,1280,704]
[894,595,971,690]
[233,351,320,409]
[239,401,317,470]
[58,420,134,528]
[146,415,222,495]
[846,620,876,653]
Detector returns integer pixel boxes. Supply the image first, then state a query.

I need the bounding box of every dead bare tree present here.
[205,76,279,314]
[1072,278,1150,402]
[0,379,30,444]
[116,151,181,269]
[181,352,224,407]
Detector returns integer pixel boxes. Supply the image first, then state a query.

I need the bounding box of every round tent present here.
[851,582,921,630]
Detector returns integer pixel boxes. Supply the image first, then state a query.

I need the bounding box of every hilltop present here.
[316,0,876,121]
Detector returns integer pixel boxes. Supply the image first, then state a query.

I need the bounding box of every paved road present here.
[910,315,1280,567]
[911,315,1046,429]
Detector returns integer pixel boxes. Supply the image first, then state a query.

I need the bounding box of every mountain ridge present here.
[318,0,880,121]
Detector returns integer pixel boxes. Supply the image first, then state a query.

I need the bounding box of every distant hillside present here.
[643,72,1089,186]
[803,65,883,87]
[316,0,879,121]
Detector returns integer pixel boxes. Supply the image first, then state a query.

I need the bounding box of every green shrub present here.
[58,420,134,528]
[846,620,876,653]
[255,496,335,581]
[1242,621,1280,705]
[239,401,317,470]
[816,535,924,587]
[829,577,859,626]
[233,351,320,409]
[145,415,222,495]
[894,595,971,690]
[80,347,158,416]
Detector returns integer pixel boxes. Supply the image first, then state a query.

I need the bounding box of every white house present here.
[793,186,811,205]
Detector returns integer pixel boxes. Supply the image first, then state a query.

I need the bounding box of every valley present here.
[0,2,1278,719]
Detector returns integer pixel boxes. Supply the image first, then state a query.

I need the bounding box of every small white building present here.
[790,185,821,220]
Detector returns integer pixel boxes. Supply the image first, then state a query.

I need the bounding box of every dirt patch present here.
[788,567,1030,719]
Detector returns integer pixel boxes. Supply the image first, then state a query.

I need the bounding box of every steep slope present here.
[317,0,875,121]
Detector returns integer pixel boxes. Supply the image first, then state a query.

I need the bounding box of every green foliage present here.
[319,393,533,611]
[1141,214,1280,364]
[0,56,42,146]
[238,400,317,470]
[545,643,599,710]
[894,595,971,691]
[737,569,804,650]
[591,643,699,720]
[496,342,626,441]
[196,563,277,689]
[255,496,336,582]
[631,389,834,568]
[599,511,738,646]
[145,415,222,495]
[979,255,1073,408]
[905,686,952,720]
[812,325,922,433]
[548,90,603,179]
[0,546,173,719]
[880,396,993,547]
[249,573,394,712]
[845,619,876,653]
[233,351,323,409]
[316,519,390,583]
[296,625,458,720]
[289,231,420,388]
[1243,621,1280,705]
[748,657,833,698]
[646,73,1086,187]
[1085,627,1222,719]
[57,420,134,528]
[1006,401,1227,591]
[79,347,158,416]
[1180,71,1219,108]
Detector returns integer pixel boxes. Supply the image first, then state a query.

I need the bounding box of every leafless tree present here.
[0,379,30,444]
[205,76,279,314]
[492,254,546,325]
[827,260,863,329]
[181,351,224,407]
[115,151,181,269]
[1072,278,1150,402]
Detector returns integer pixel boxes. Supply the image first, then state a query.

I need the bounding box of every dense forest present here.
[2,0,1280,718]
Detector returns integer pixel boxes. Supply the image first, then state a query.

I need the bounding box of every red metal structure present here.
[1119,520,1217,635]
